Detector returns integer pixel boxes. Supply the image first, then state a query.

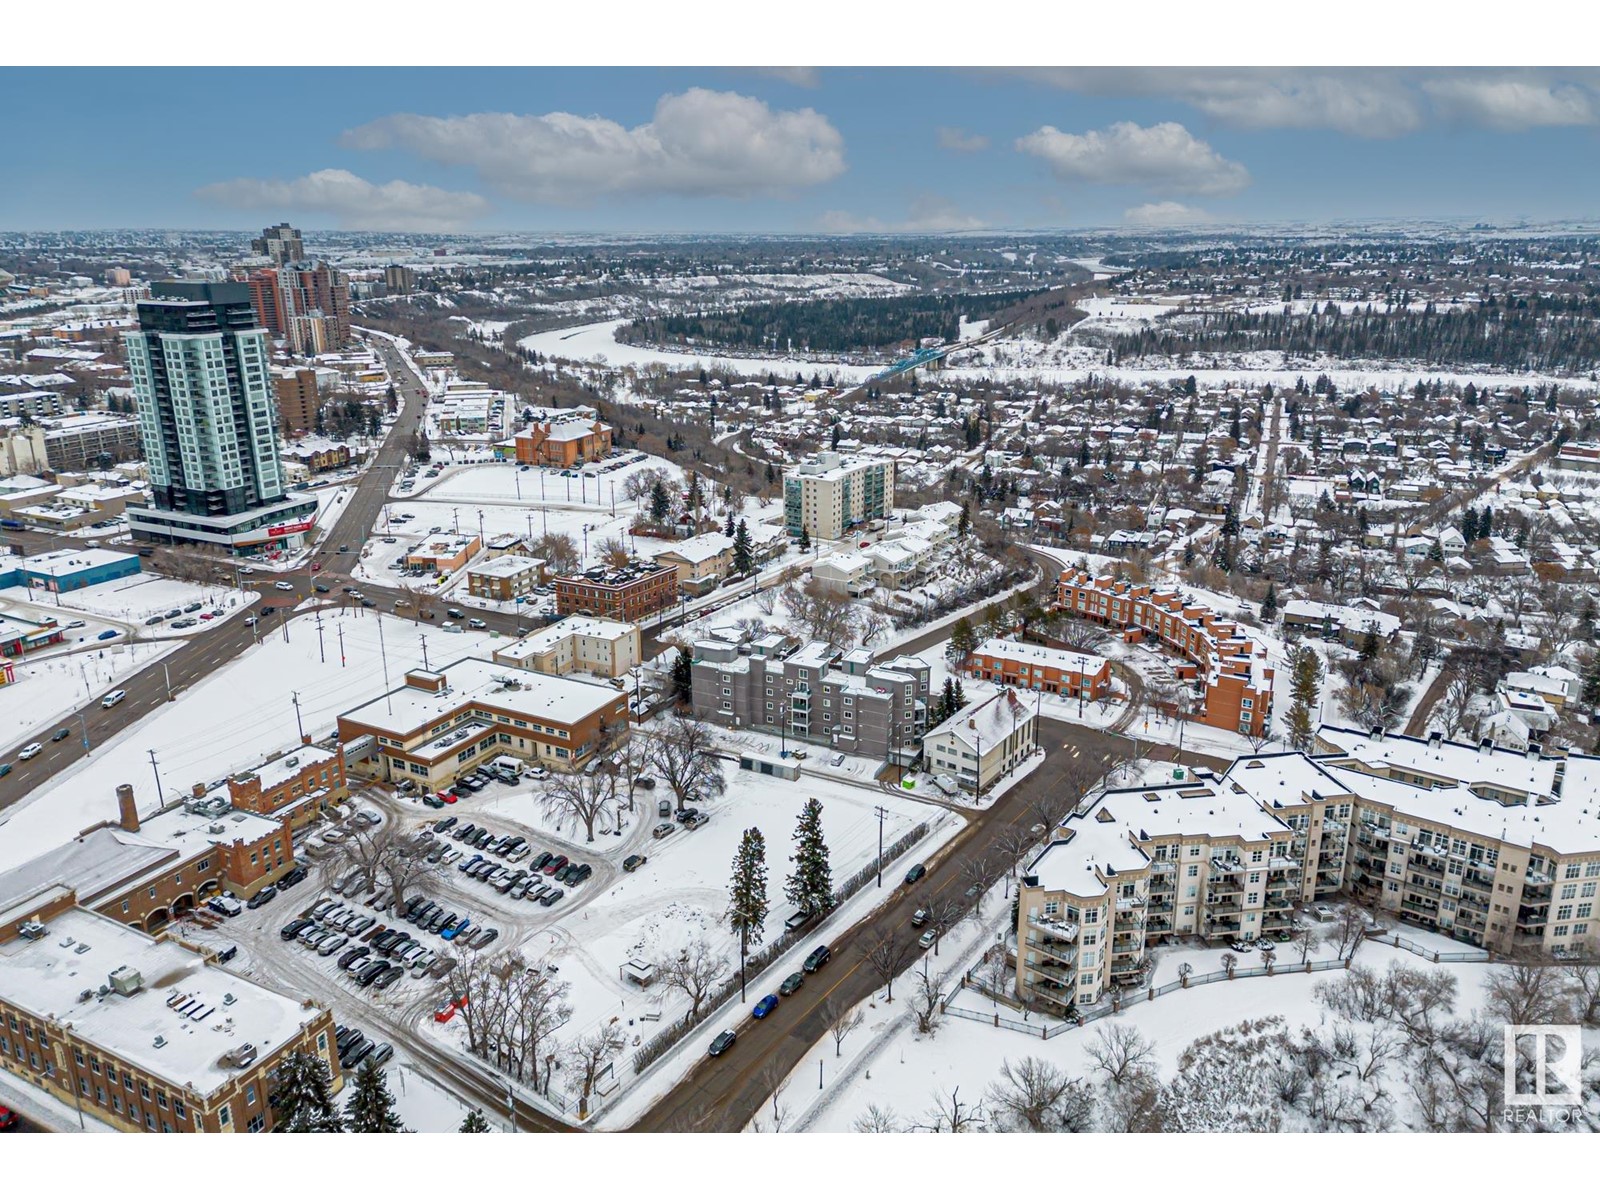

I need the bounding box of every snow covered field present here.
[520,319,880,383]
[0,610,509,871]
[3,574,255,627]
[0,637,177,746]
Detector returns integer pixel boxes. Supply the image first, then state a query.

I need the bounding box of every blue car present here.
[752,994,779,1019]
[442,918,472,941]
[96,630,120,641]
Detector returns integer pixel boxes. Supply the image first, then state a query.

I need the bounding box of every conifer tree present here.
[733,519,754,576]
[270,1051,344,1132]
[344,1059,404,1132]
[1260,582,1278,623]
[727,827,769,1000]
[670,647,694,703]
[785,798,833,916]
[459,1108,491,1132]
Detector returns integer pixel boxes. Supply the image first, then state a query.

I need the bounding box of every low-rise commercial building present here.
[6,546,141,593]
[226,743,348,831]
[337,657,629,787]
[514,418,613,467]
[405,533,481,575]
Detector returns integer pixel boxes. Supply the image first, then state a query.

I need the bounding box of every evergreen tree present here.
[724,510,735,538]
[1478,507,1494,540]
[686,472,704,515]
[953,678,966,709]
[732,520,754,575]
[830,423,842,451]
[798,525,811,552]
[1358,626,1381,663]
[727,827,769,999]
[946,616,979,666]
[785,798,833,915]
[1284,645,1322,752]
[670,647,694,703]
[459,1108,492,1132]
[1582,656,1600,709]
[957,501,971,538]
[649,479,671,525]
[1460,505,1478,547]
[269,1051,344,1132]
[344,1059,404,1132]
[1260,582,1278,623]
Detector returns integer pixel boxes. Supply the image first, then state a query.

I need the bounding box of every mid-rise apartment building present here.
[466,553,545,601]
[514,418,613,467]
[250,221,305,265]
[273,367,321,435]
[337,657,629,788]
[554,561,678,623]
[1015,730,1600,1014]
[690,635,929,763]
[1056,570,1275,738]
[783,452,895,541]
[40,413,143,472]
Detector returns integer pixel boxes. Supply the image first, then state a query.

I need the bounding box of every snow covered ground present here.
[803,929,1500,1132]
[3,575,255,628]
[0,610,510,871]
[0,637,178,746]
[520,319,880,383]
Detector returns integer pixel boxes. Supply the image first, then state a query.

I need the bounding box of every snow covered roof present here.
[925,688,1033,752]
[971,636,1108,677]
[339,656,622,736]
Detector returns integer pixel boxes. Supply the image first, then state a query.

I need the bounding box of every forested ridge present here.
[620,289,1043,355]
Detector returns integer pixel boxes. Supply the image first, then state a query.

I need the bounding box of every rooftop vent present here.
[108,965,143,996]
[17,920,47,941]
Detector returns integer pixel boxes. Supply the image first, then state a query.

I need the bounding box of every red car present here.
[542,854,569,876]
[433,1001,457,1023]
[436,791,458,805]
[0,1105,18,1130]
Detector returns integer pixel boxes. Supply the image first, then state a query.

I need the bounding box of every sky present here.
[5,66,1600,234]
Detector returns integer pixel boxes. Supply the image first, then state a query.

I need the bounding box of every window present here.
[1186,865,1199,877]
[247,1113,266,1132]
[245,1084,257,1105]
[219,1104,231,1127]
[174,1099,187,1120]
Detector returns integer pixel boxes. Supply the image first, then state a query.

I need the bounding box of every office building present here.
[554,561,678,623]
[250,222,304,266]
[923,688,1038,793]
[783,452,895,541]
[122,282,316,553]
[492,616,641,679]
[384,264,416,295]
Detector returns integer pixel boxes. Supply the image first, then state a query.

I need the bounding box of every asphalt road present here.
[631,715,1225,1133]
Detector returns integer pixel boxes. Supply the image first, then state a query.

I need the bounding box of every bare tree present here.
[919,1085,982,1132]
[852,1103,903,1133]
[957,854,992,917]
[532,532,580,575]
[860,924,916,1001]
[444,946,570,1093]
[649,713,728,812]
[567,1020,626,1110]
[828,1005,864,1058]
[751,1062,791,1133]
[1085,1023,1156,1088]
[987,1056,1096,1132]
[540,763,617,842]
[657,935,729,1020]
[1291,924,1323,965]
[1220,951,1238,977]
[905,958,943,1035]
[1485,960,1577,1028]
[334,821,440,913]
[1329,904,1371,960]
[1098,1069,1163,1132]
[780,576,859,647]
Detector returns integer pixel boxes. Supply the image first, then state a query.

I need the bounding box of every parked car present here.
[280,918,313,941]
[910,908,929,928]
[752,994,779,1019]
[652,822,676,840]
[246,885,277,909]
[803,944,832,974]
[918,930,937,950]
[708,1029,737,1057]
[778,972,805,996]
[207,895,243,917]
[1230,941,1256,954]
[623,854,647,873]
[903,863,927,886]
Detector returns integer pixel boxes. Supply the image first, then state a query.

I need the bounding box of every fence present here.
[942,955,1353,1040]
[1378,932,1490,964]
[631,819,934,1077]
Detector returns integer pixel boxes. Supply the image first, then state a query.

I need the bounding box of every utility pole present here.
[315,609,326,664]
[163,661,173,702]
[338,624,346,667]
[291,691,305,742]
[874,805,888,887]
[378,616,393,714]
[420,634,430,671]
[147,749,162,806]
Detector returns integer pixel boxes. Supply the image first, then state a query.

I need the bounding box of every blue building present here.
[7,547,143,593]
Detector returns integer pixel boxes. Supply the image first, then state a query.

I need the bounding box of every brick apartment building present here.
[492,616,641,679]
[554,560,678,622]
[1056,570,1275,737]
[513,418,613,467]
[273,367,321,436]
[337,657,629,788]
[226,743,348,831]
[466,554,545,601]
[965,636,1113,701]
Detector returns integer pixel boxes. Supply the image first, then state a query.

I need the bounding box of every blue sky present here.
[4,67,1600,233]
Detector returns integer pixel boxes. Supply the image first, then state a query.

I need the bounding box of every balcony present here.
[1210,858,1245,876]
[1024,959,1080,989]
[1150,860,1176,874]
[1407,855,1444,877]
[1147,898,1174,914]
[1026,916,1080,943]
[1024,937,1078,968]
[1115,895,1146,912]
[1407,874,1443,895]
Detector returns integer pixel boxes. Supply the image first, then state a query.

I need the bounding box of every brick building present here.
[226,743,348,831]
[554,560,678,622]
[1056,570,1275,738]
[273,367,321,436]
[965,636,1113,701]
[466,554,545,601]
[514,418,613,467]
[337,657,629,788]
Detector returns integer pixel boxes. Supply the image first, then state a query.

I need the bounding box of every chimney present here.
[116,783,140,833]
[301,733,313,746]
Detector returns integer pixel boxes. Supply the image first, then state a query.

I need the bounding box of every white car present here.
[275,581,294,591]
[18,743,43,760]
[244,616,259,626]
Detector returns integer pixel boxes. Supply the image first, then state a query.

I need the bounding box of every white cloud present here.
[341,89,846,205]
[1009,68,1425,137]
[1123,200,1210,226]
[817,195,988,234]
[749,67,820,88]
[195,169,489,232]
[1424,77,1598,130]
[1016,121,1250,196]
[936,126,989,153]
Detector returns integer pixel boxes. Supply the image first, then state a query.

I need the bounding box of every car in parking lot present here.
[752,994,779,1019]
[652,822,676,840]
[470,927,499,949]
[542,854,568,876]
[623,854,647,872]
[246,885,277,909]
[708,1029,737,1057]
[803,944,831,973]
[1230,940,1256,954]
[280,918,313,941]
